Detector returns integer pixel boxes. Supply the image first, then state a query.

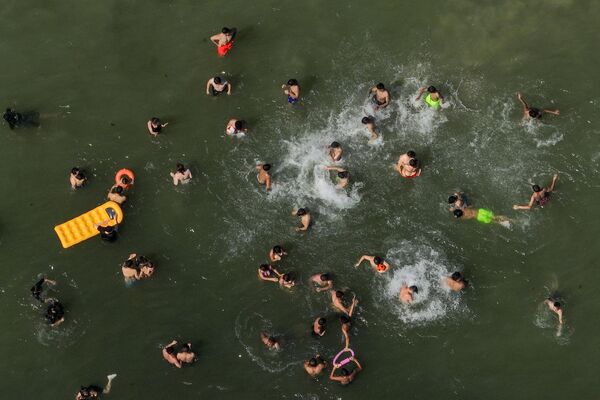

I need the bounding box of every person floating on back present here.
[282,79,300,104]
[206,76,231,96]
[210,27,236,57]
[416,85,444,110]
[513,174,558,210]
[170,163,192,185]
[517,92,559,120]
[369,83,390,110]
[147,117,168,137]
[70,168,87,189]
[256,163,272,191]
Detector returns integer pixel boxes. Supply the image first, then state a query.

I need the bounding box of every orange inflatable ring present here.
[115,168,135,189]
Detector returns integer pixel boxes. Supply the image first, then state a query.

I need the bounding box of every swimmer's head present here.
[335,290,344,298]
[287,79,298,86]
[532,184,542,192]
[273,245,283,254]
[151,117,160,125]
[427,86,437,93]
[176,163,185,173]
[376,83,385,90]
[407,150,416,158]
[120,176,130,184]
[410,285,419,293]
[374,256,383,265]
[214,76,222,84]
[222,27,231,34]
[341,368,349,376]
[318,317,326,326]
[330,141,341,148]
[262,164,271,171]
[361,116,373,125]
[340,315,350,324]
[529,108,541,119]
[338,171,349,179]
[112,186,123,194]
[71,167,80,175]
[282,273,293,282]
[166,346,175,354]
[448,195,458,204]
[259,264,269,271]
[234,120,244,130]
[76,172,85,180]
[451,271,463,281]
[180,344,190,352]
[409,158,418,167]
[320,273,330,281]
[453,209,464,218]
[296,208,307,216]
[554,302,561,309]
[309,358,317,367]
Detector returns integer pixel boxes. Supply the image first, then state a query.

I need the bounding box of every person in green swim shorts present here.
[415,86,444,109]
[452,208,508,224]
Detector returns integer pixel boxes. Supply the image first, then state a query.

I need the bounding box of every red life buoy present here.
[115,169,135,189]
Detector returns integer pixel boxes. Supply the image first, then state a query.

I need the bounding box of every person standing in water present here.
[369,83,390,110]
[282,79,300,104]
[210,27,236,57]
[330,357,362,385]
[279,273,296,289]
[517,93,560,120]
[325,166,349,189]
[304,356,327,377]
[147,117,168,136]
[312,317,326,337]
[452,208,508,225]
[310,273,333,292]
[256,163,272,192]
[206,76,231,96]
[70,168,87,189]
[328,142,343,162]
[361,116,379,142]
[257,264,281,283]
[395,152,421,178]
[513,174,558,210]
[544,298,564,325]
[121,254,141,283]
[269,245,287,262]
[176,343,196,365]
[399,284,418,304]
[331,290,358,316]
[445,272,468,292]
[415,86,444,109]
[107,185,127,204]
[448,192,467,211]
[170,163,192,185]
[75,374,117,400]
[260,332,280,350]
[225,119,248,136]
[292,208,311,231]
[354,255,390,273]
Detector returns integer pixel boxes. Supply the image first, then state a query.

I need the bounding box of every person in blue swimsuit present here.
[282,79,300,104]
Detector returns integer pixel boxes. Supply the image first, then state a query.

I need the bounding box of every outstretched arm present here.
[206,80,212,95]
[265,176,272,191]
[348,296,358,317]
[513,194,536,210]
[210,34,221,46]
[325,166,344,172]
[548,174,558,192]
[543,109,560,115]
[355,255,369,267]
[415,87,427,101]
[227,84,232,95]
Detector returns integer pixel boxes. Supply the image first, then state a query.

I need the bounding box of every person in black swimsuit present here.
[30,277,56,302]
[3,108,39,129]
[147,117,168,136]
[45,298,65,326]
[97,224,118,242]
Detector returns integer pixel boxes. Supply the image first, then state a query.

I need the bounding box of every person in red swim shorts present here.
[210,27,236,57]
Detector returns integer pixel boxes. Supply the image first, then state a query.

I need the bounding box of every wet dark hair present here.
[448,195,458,204]
[451,271,463,281]
[409,158,418,167]
[361,116,373,125]
[335,290,344,298]
[214,76,222,84]
[318,317,326,326]
[309,358,317,366]
[75,172,85,180]
[427,86,437,93]
[554,302,561,309]
[282,273,293,282]
[262,164,271,171]
[330,141,341,148]
[453,209,464,218]
[529,108,541,119]
[120,176,130,184]
[287,79,298,86]
[259,264,270,271]
[151,117,160,125]
[338,171,349,179]
[123,259,136,269]
[341,368,349,376]
[234,120,244,130]
[166,346,175,354]
[340,315,350,324]
[376,83,385,90]
[176,163,185,173]
[112,186,123,194]
[180,344,190,352]
[273,245,283,254]
[373,256,383,265]
[532,184,541,192]
[222,27,231,34]
[71,167,80,175]
[410,285,418,293]
[407,150,416,158]
[320,273,330,281]
[296,208,307,216]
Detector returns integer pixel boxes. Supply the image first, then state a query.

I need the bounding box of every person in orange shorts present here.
[210,27,236,57]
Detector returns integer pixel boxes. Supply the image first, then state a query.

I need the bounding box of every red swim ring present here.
[115,169,135,189]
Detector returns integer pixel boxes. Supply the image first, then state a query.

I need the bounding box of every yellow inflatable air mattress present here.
[54,201,124,248]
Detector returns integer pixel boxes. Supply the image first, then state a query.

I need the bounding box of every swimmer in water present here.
[361,116,379,142]
[75,374,116,400]
[282,79,300,104]
[312,317,326,337]
[354,255,390,273]
[107,185,127,204]
[96,223,118,242]
[452,208,508,225]
[369,83,390,110]
[395,154,421,178]
[324,166,349,189]
[310,273,333,292]
[445,272,468,292]
[147,117,168,137]
[448,192,467,211]
[206,76,232,96]
[328,141,343,162]
[340,315,351,348]
[257,264,281,283]
[162,340,183,368]
[121,254,141,282]
[3,108,23,129]
[260,332,280,350]
[269,245,287,262]
[176,343,196,365]
[279,273,296,289]
[399,284,418,304]
[70,168,87,189]
[138,256,155,279]
[225,119,247,136]
[513,174,558,210]
[256,163,272,192]
[31,277,56,302]
[330,356,362,385]
[544,298,564,325]
[170,163,193,185]
[210,27,236,57]
[304,355,327,377]
[45,298,65,326]
[331,290,358,316]
[292,208,311,231]
[415,85,444,109]
[517,93,560,120]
